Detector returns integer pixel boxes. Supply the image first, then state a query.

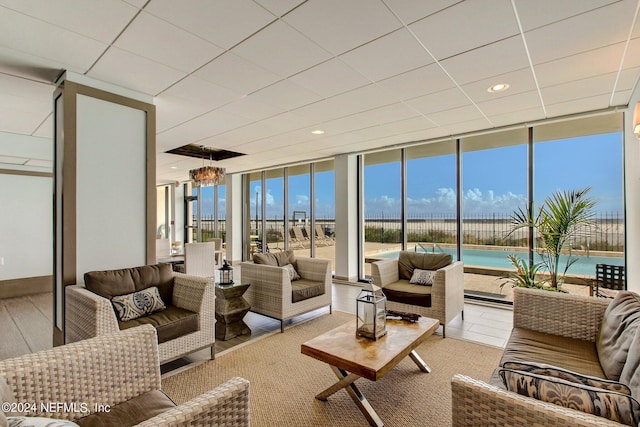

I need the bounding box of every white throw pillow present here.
[7,417,80,427]
[409,269,435,286]
[282,263,301,281]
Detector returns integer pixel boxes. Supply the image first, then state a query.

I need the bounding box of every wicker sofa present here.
[452,287,640,426]
[66,263,216,364]
[371,251,464,337]
[0,324,249,427]
[240,251,332,332]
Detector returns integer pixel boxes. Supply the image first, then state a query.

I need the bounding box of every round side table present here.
[215,282,251,341]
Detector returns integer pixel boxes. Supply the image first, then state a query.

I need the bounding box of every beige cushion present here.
[111,287,166,321]
[253,250,297,268]
[84,263,174,305]
[397,252,452,280]
[499,369,640,426]
[76,389,175,427]
[620,326,640,398]
[597,291,640,381]
[501,328,605,378]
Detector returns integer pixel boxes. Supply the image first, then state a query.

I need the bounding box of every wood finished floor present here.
[0,284,513,371]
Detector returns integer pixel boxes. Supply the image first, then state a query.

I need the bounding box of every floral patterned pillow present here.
[409,269,435,286]
[499,368,640,426]
[111,286,166,322]
[7,417,79,427]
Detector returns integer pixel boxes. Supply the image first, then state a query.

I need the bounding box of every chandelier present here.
[189,149,225,187]
[189,165,225,187]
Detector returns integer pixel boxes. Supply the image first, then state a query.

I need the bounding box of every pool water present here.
[375,248,623,276]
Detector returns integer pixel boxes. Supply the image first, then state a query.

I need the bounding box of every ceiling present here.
[1,0,639,184]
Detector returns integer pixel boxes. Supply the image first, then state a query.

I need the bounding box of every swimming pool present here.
[374,247,623,276]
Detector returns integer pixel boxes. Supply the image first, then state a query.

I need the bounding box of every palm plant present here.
[499,254,550,291]
[508,187,596,289]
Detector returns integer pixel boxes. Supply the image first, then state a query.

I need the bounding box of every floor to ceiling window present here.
[265,169,285,251]
[533,113,624,294]
[461,130,528,299]
[248,172,262,254]
[288,165,311,257]
[315,160,336,271]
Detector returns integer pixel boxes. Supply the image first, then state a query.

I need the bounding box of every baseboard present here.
[0,275,53,299]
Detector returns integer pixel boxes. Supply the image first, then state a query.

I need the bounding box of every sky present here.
[197,131,623,219]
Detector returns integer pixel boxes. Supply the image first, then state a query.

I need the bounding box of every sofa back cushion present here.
[84,263,174,305]
[253,250,297,268]
[398,251,452,280]
[597,291,640,381]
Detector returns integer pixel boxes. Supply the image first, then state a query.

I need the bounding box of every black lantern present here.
[356,283,387,340]
[218,260,234,285]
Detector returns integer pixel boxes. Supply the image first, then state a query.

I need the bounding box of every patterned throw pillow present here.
[282,264,301,281]
[499,368,640,426]
[7,417,80,427]
[409,269,435,286]
[502,361,632,394]
[111,286,166,322]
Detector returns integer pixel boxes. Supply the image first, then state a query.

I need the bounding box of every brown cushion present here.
[84,264,174,305]
[76,389,175,427]
[253,250,297,268]
[501,327,605,379]
[597,291,640,381]
[382,279,432,308]
[252,252,278,266]
[397,251,452,280]
[118,305,199,344]
[291,279,324,303]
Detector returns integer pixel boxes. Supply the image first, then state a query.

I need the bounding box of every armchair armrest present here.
[371,259,399,287]
[65,284,120,343]
[431,261,464,321]
[513,287,610,342]
[172,273,216,313]
[295,257,331,283]
[0,325,161,422]
[137,377,250,427]
[451,374,621,426]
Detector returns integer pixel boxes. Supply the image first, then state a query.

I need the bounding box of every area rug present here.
[162,311,503,427]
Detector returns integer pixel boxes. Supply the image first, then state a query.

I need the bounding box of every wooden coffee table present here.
[301,317,439,426]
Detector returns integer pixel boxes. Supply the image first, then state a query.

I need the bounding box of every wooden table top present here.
[301,317,439,381]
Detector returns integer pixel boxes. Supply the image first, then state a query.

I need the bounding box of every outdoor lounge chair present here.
[291,225,310,247]
[315,224,335,245]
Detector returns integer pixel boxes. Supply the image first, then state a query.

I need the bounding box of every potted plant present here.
[504,187,596,290]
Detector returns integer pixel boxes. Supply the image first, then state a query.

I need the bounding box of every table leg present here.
[409,350,431,373]
[316,365,384,427]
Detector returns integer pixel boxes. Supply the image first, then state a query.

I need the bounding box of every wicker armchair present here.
[0,325,249,427]
[371,253,464,337]
[66,266,216,364]
[240,256,332,332]
[451,287,621,426]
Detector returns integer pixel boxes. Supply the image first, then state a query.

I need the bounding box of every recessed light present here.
[488,83,510,93]
[311,129,325,135]
[170,166,177,169]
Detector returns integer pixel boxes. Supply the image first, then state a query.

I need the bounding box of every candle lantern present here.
[356,283,387,340]
[218,260,234,285]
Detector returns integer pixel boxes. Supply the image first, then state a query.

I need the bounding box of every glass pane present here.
[249,172,262,255]
[217,184,226,244]
[534,113,623,294]
[199,186,214,242]
[406,140,457,257]
[363,149,401,276]
[315,160,335,272]
[288,165,310,257]
[462,129,528,300]
[265,169,284,252]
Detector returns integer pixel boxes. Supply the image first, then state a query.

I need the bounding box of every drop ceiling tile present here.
[406,87,470,116]
[145,0,275,50]
[376,63,455,101]
[289,58,371,97]
[233,20,332,77]
[254,0,305,17]
[219,97,285,121]
[427,104,485,126]
[621,37,640,69]
[0,46,67,82]
[444,117,493,135]
[0,0,138,44]
[356,103,421,126]
[545,94,611,118]
[339,28,433,82]
[514,0,619,31]
[0,155,27,165]
[610,90,632,106]
[24,158,52,168]
[194,52,281,95]
[160,75,240,109]
[378,116,438,134]
[383,0,461,25]
[616,67,640,91]
[409,0,518,60]
[89,47,185,95]
[284,0,401,55]
[154,95,215,133]
[250,79,323,110]
[114,12,224,73]
[525,1,635,64]
[536,44,625,89]
[476,90,542,116]
[541,73,617,105]
[0,102,50,135]
[157,109,251,147]
[487,106,546,127]
[461,68,537,103]
[0,7,107,72]
[440,36,529,85]
[32,114,53,138]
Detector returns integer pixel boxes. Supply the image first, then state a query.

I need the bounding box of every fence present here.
[191,212,624,252]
